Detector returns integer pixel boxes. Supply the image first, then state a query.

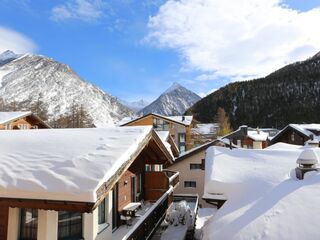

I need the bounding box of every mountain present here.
[0,51,135,127]
[120,99,149,112]
[186,51,320,129]
[138,82,201,116]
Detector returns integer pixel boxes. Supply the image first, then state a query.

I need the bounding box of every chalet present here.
[223,125,269,149]
[0,111,50,130]
[191,123,219,147]
[270,124,320,146]
[167,140,232,207]
[201,146,320,240]
[120,113,194,152]
[0,126,179,240]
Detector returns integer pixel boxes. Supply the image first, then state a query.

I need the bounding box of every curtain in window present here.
[58,211,82,239]
[20,209,38,240]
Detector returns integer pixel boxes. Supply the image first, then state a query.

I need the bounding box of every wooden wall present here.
[0,115,49,130]
[0,205,9,240]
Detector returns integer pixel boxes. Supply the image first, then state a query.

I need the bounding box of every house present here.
[0,111,50,130]
[120,113,194,152]
[201,145,320,239]
[270,123,320,146]
[167,140,232,208]
[191,123,219,147]
[0,126,179,240]
[222,125,269,149]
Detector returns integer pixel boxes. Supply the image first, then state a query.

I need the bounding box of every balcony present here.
[113,170,179,240]
[144,170,179,202]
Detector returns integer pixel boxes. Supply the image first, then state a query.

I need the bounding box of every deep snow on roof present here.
[247,130,268,141]
[0,111,31,124]
[166,115,193,126]
[202,146,320,240]
[0,126,152,202]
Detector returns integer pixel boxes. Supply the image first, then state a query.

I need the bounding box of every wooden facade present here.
[270,126,310,146]
[121,113,194,152]
[0,113,50,130]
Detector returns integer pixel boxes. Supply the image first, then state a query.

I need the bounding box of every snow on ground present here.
[202,146,320,240]
[0,111,31,124]
[0,126,152,202]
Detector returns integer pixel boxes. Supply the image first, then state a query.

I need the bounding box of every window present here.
[4,124,12,130]
[178,133,186,152]
[20,209,38,240]
[190,163,202,170]
[58,211,82,239]
[153,118,169,131]
[98,198,106,224]
[18,124,28,130]
[184,181,196,188]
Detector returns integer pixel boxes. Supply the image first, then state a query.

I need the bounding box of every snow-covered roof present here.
[163,115,193,126]
[247,130,269,141]
[119,113,193,126]
[155,131,174,158]
[0,111,32,124]
[0,126,152,203]
[202,146,320,240]
[192,123,219,135]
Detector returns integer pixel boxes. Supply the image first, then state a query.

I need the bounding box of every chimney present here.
[240,125,248,136]
[182,116,185,121]
[295,149,319,180]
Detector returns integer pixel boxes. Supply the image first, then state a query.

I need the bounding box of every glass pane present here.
[58,211,82,239]
[20,209,38,240]
[98,199,106,224]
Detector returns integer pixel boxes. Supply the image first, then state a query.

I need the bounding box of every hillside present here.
[186,52,320,129]
[0,51,135,127]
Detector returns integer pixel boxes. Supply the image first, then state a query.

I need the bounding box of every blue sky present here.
[0,0,320,102]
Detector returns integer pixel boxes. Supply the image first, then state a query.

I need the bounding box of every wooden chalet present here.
[120,113,194,152]
[0,111,50,130]
[0,127,179,240]
[269,124,320,146]
[223,126,269,149]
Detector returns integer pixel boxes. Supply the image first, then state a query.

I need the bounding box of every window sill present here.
[98,222,110,235]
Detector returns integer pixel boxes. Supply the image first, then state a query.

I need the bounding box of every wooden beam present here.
[0,198,94,213]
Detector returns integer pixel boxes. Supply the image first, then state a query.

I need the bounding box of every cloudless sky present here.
[0,0,319,102]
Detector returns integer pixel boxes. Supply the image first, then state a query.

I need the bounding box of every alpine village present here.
[1,1,320,240]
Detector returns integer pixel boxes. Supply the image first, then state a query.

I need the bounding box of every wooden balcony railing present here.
[125,187,172,240]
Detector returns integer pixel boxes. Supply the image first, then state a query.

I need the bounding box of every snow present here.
[265,142,303,150]
[194,208,217,240]
[0,126,152,202]
[0,50,20,61]
[165,115,193,126]
[202,146,320,240]
[192,123,218,135]
[247,130,268,141]
[155,131,174,158]
[0,111,31,124]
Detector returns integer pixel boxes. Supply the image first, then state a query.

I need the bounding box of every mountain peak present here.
[164,82,183,94]
[0,50,20,61]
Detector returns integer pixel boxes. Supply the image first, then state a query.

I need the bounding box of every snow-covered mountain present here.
[120,99,149,112]
[138,82,201,116]
[0,51,135,127]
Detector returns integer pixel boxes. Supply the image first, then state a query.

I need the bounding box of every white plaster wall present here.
[37,210,58,240]
[168,150,210,207]
[253,141,263,149]
[7,208,19,240]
